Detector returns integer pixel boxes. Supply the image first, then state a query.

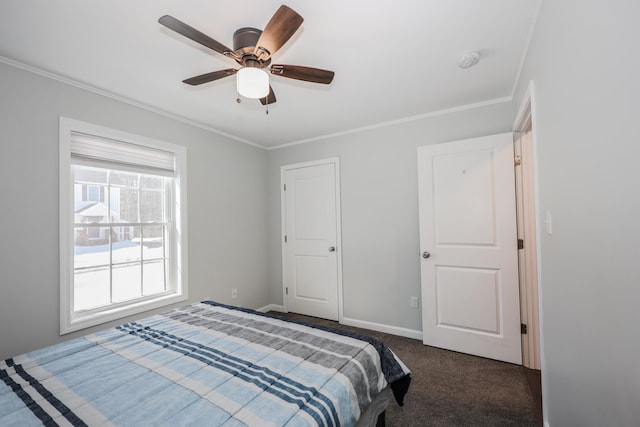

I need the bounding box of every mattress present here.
[0,301,410,426]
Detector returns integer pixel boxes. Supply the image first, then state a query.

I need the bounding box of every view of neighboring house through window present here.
[59,118,187,333]
[73,166,169,310]
[86,184,101,202]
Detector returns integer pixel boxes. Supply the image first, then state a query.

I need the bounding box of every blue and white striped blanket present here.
[0,301,410,426]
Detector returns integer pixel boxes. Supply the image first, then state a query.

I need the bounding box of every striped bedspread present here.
[0,301,411,426]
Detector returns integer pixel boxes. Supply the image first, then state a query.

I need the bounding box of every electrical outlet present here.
[410,296,419,309]
[231,288,238,299]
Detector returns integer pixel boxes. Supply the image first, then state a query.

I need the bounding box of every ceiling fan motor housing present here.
[233,27,261,53]
[233,27,270,67]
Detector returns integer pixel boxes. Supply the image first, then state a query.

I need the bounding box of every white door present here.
[282,159,341,321]
[417,133,521,364]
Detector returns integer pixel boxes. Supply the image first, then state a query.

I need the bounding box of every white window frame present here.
[59,117,188,334]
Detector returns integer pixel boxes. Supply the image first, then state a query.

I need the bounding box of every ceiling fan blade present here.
[254,5,303,60]
[259,86,277,105]
[182,69,237,86]
[270,65,334,84]
[159,15,232,56]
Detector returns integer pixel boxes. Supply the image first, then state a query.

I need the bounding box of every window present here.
[86,184,101,202]
[60,118,188,334]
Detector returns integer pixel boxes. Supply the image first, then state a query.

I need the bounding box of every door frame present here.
[280,157,344,321]
[513,81,543,371]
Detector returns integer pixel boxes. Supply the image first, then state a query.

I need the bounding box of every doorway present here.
[513,84,543,417]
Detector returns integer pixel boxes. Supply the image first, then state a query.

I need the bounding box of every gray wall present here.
[267,102,514,332]
[0,62,270,360]
[513,1,640,425]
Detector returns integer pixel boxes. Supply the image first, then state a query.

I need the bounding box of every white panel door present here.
[282,160,340,321]
[417,133,521,364]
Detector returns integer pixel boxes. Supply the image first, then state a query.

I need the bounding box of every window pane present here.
[74,226,110,267]
[112,226,141,264]
[140,190,163,222]
[110,171,139,223]
[74,227,111,311]
[74,266,110,311]
[142,225,164,260]
[140,175,164,190]
[112,224,135,242]
[143,260,166,295]
[141,226,165,295]
[112,263,142,302]
[74,166,110,225]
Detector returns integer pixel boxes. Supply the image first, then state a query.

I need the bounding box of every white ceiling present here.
[0,0,540,149]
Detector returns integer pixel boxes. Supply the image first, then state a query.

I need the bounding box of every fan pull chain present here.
[266,103,269,115]
[236,90,241,103]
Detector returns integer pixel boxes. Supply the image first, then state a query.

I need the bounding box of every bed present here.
[0,301,411,426]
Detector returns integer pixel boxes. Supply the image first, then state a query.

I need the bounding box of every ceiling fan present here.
[158,5,335,106]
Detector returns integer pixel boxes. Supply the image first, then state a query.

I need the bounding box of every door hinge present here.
[285,287,288,295]
[284,235,287,243]
[521,323,528,334]
[518,238,524,250]
[515,155,521,166]
[283,184,287,191]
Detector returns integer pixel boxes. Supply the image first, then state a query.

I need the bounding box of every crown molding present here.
[0,55,262,149]
[268,96,513,150]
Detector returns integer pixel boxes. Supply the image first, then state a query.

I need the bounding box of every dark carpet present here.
[270,311,542,427]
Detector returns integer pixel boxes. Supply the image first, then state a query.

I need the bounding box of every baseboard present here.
[341,317,423,341]
[257,304,285,313]
[257,306,422,341]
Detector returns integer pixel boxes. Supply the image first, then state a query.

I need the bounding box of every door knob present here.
[328,246,336,252]
[422,251,430,259]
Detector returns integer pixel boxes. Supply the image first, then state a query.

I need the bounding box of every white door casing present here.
[281,159,342,321]
[417,133,522,364]
[515,126,541,370]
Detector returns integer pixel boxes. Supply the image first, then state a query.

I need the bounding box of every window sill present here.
[61,292,187,335]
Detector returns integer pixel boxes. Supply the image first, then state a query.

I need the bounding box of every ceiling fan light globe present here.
[237,67,270,99]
